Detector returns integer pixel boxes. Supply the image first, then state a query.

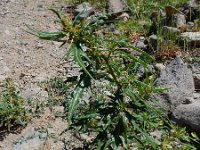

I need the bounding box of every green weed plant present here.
[0,78,27,131]
[27,7,199,149]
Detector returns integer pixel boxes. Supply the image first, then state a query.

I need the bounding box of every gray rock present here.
[153,57,194,111]
[33,72,49,83]
[119,12,129,22]
[155,63,165,71]
[175,13,186,28]
[193,92,200,100]
[131,41,147,50]
[0,59,11,76]
[107,0,126,13]
[150,130,162,140]
[180,32,200,47]
[149,34,157,50]
[193,73,200,90]
[0,75,7,82]
[172,101,200,133]
[186,22,195,31]
[22,85,48,102]
[12,128,47,150]
[162,26,180,35]
[74,2,94,18]
[187,0,199,8]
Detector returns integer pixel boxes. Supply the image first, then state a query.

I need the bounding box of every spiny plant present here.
[27,8,199,149]
[0,78,27,131]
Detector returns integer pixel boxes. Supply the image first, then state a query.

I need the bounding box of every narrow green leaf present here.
[68,86,83,123]
[120,136,128,150]
[48,8,62,20]
[72,44,94,79]
[25,25,66,41]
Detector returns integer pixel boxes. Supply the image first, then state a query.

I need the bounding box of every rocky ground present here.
[0,0,67,86]
[0,0,71,149]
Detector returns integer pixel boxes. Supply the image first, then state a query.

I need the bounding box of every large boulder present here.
[172,101,200,133]
[152,57,194,112]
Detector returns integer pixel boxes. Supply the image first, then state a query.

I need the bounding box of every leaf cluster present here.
[0,78,27,131]
[27,8,199,149]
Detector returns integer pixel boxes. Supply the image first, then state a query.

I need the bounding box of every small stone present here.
[131,41,146,50]
[193,73,200,90]
[149,34,157,50]
[12,128,47,150]
[22,85,48,102]
[108,0,126,13]
[74,2,94,19]
[150,130,162,140]
[186,22,195,31]
[193,92,200,99]
[180,32,200,47]
[187,0,198,8]
[35,43,43,49]
[155,63,165,71]
[175,13,186,28]
[33,72,49,82]
[5,29,10,35]
[183,97,193,104]
[0,75,7,82]
[172,101,200,133]
[119,12,129,22]
[162,26,180,35]
[0,66,10,75]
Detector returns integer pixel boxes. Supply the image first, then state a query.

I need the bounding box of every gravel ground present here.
[0,0,67,87]
[0,0,74,149]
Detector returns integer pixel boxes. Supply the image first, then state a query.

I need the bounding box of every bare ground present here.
[0,0,73,149]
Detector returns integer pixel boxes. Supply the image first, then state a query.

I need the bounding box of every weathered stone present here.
[149,34,157,50]
[131,41,147,50]
[193,92,200,100]
[119,12,129,22]
[22,85,48,101]
[150,130,162,140]
[162,26,180,35]
[153,57,194,111]
[0,75,7,82]
[172,101,200,133]
[107,0,126,13]
[187,0,199,8]
[193,73,200,90]
[74,2,94,18]
[175,13,186,28]
[33,72,49,83]
[186,22,195,32]
[12,128,47,150]
[155,63,165,71]
[180,32,200,47]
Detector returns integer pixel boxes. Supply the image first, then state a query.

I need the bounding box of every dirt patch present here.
[0,0,73,149]
[0,0,67,87]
